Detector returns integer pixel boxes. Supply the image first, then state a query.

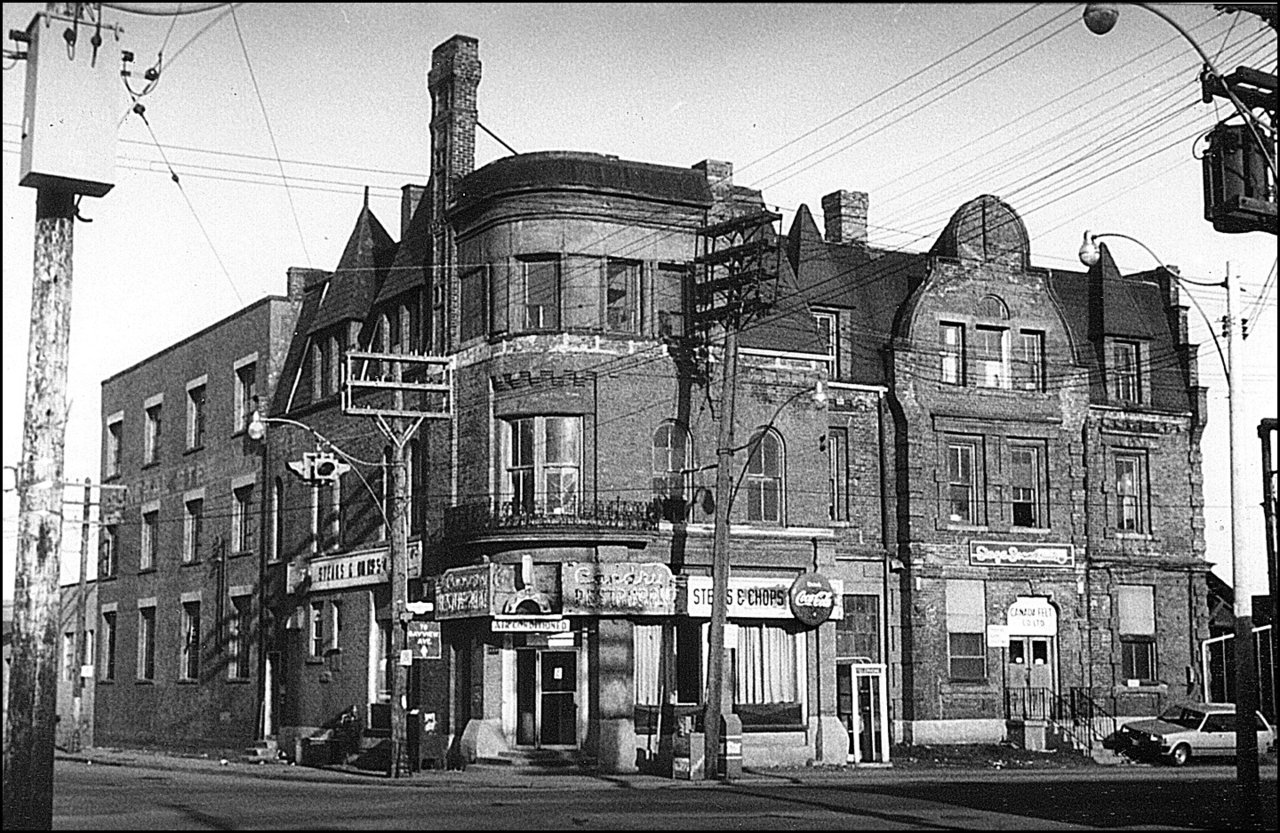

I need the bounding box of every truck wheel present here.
[1170,743,1190,767]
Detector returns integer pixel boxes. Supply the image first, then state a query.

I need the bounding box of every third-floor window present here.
[501,415,581,516]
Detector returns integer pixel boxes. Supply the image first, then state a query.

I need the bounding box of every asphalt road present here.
[51,757,1277,830]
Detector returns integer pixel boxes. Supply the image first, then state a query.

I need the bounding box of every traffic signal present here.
[285,452,351,484]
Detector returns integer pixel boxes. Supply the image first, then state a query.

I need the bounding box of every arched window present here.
[978,295,1009,320]
[651,422,693,521]
[745,429,784,524]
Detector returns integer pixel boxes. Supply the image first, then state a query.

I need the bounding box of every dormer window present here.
[1111,340,1142,403]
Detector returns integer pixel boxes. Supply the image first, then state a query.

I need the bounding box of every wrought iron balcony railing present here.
[442,498,661,540]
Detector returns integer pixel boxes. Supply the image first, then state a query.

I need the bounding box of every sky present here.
[3,3,1277,602]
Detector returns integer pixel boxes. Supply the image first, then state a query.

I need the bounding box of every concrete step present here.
[474,749,584,769]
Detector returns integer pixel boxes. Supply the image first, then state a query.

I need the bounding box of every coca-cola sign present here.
[789,572,836,628]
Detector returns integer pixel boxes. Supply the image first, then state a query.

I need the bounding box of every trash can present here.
[719,713,743,779]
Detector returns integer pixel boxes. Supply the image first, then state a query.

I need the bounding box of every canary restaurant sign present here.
[562,562,676,616]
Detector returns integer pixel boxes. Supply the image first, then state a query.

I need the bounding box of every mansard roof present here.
[308,199,396,335]
[450,151,713,217]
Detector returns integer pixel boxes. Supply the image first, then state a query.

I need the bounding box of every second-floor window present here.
[140,510,158,571]
[827,427,848,522]
[101,611,117,681]
[233,485,255,554]
[1114,452,1147,532]
[144,403,162,465]
[1009,443,1045,528]
[652,421,692,521]
[183,498,204,563]
[186,384,206,449]
[502,415,581,515]
[745,429,784,524]
[946,439,981,525]
[99,524,118,578]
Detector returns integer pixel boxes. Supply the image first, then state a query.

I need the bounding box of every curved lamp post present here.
[246,403,401,760]
[1079,230,1260,807]
[1081,3,1278,183]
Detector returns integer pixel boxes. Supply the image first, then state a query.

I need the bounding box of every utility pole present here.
[692,209,780,780]
[388,423,411,778]
[1225,265,1260,821]
[71,478,91,753]
[343,349,451,778]
[1260,418,1279,726]
[3,187,76,830]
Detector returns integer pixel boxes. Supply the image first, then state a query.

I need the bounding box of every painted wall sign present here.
[1006,596,1058,636]
[969,541,1075,568]
[406,620,441,660]
[307,542,423,593]
[561,562,676,615]
[789,572,836,628]
[436,565,492,619]
[686,575,844,621]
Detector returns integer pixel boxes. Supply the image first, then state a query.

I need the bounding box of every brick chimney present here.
[821,190,868,245]
[286,267,327,301]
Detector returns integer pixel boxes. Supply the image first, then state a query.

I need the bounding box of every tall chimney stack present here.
[821,190,868,246]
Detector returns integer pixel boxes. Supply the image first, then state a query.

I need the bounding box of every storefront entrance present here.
[1004,636,1055,691]
[515,648,578,747]
[836,661,889,763]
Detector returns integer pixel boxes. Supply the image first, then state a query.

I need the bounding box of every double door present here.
[516,648,578,747]
[1005,636,1055,691]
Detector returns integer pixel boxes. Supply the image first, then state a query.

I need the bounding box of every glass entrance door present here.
[515,647,578,748]
[1006,636,1055,690]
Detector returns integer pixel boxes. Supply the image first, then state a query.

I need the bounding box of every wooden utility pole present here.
[71,478,92,753]
[692,210,780,781]
[3,188,76,830]
[388,423,411,779]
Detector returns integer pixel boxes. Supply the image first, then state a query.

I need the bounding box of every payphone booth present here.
[836,660,890,763]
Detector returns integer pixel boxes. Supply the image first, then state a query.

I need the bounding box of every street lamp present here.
[1079,231,1260,809]
[1080,3,1278,183]
[247,402,414,777]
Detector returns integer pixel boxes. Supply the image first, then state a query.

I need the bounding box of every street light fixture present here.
[1080,3,1278,183]
[1079,231,1259,812]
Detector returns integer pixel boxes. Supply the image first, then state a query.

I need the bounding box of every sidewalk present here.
[50,740,1215,790]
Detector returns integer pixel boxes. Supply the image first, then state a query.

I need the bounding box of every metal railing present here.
[442,498,660,539]
[1003,686,1119,755]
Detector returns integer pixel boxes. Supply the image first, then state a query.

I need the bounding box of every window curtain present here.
[734,623,797,705]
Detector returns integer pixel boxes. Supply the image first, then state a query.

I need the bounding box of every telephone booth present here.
[836,659,890,763]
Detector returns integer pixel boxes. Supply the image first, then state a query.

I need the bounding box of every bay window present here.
[501,416,581,516]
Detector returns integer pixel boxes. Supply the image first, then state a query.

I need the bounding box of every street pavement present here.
[49,745,1277,830]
